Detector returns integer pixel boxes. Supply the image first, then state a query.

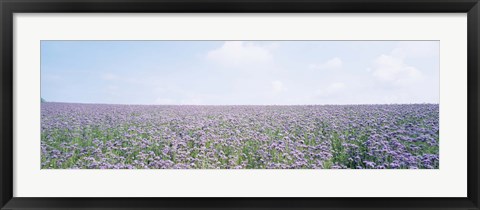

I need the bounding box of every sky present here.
[41,41,439,105]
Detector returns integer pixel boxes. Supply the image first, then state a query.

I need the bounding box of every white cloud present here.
[371,54,422,86]
[102,73,118,81]
[309,57,343,70]
[391,41,438,59]
[265,42,280,51]
[329,82,346,91]
[178,93,206,105]
[180,98,203,105]
[154,87,167,93]
[271,80,287,93]
[106,85,118,91]
[316,82,346,97]
[154,98,175,105]
[104,85,121,96]
[206,41,273,66]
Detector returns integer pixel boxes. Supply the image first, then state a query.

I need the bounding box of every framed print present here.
[1,0,479,210]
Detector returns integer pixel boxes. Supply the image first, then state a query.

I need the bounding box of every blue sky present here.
[41,41,439,105]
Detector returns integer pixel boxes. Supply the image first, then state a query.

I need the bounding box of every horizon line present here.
[41,101,440,106]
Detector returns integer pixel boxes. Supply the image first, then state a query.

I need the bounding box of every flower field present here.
[41,103,439,169]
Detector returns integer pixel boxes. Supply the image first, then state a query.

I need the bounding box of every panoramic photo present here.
[41,40,439,169]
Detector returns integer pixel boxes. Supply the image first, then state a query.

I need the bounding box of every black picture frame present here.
[1,0,479,209]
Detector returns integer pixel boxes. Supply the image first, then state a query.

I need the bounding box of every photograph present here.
[40,40,440,169]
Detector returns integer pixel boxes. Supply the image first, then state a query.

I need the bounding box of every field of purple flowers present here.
[41,103,439,169]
